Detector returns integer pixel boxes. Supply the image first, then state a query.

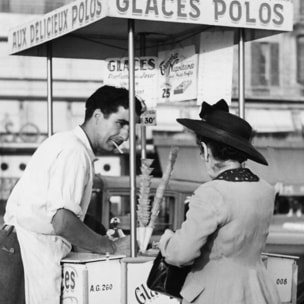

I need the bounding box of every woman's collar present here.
[214,168,259,182]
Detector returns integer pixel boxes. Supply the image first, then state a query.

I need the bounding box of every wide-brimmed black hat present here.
[177,100,268,165]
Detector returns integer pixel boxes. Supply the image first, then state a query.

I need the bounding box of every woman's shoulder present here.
[194,181,226,204]
[195,179,221,192]
[192,181,230,221]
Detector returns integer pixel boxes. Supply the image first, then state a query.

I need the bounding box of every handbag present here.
[146,251,191,299]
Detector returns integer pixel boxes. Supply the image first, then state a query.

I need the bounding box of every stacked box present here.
[61,252,124,304]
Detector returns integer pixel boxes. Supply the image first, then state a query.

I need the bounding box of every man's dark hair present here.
[84,85,144,121]
[197,136,248,163]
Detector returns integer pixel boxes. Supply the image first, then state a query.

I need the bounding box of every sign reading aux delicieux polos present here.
[9,0,106,53]
[9,0,293,54]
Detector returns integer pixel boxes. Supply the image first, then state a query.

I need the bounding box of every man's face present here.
[92,106,137,152]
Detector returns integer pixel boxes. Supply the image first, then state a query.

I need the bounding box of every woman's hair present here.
[84,85,144,121]
[197,136,248,163]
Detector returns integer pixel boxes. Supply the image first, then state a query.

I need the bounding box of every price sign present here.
[157,45,197,103]
[141,109,157,126]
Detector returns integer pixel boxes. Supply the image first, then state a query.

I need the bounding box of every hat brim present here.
[177,118,268,166]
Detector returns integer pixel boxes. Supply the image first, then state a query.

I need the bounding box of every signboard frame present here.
[8,0,293,56]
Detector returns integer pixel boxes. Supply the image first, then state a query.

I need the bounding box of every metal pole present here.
[128,19,137,257]
[47,42,54,136]
[139,34,147,160]
[238,29,245,119]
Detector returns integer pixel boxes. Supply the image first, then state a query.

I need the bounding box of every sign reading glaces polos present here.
[105,0,293,31]
[9,0,293,55]
[110,0,292,30]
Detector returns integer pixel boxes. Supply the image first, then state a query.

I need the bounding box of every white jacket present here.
[159,170,280,304]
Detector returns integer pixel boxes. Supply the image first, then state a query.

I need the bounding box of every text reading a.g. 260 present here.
[90,283,113,292]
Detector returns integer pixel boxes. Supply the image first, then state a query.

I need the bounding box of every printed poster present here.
[157,45,198,103]
[104,57,158,125]
[197,30,234,105]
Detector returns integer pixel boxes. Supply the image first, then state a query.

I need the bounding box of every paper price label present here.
[266,257,295,303]
[141,110,157,126]
[157,45,197,103]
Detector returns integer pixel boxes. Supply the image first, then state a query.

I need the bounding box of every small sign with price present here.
[141,109,157,126]
[104,56,158,124]
[265,254,298,303]
[157,45,197,103]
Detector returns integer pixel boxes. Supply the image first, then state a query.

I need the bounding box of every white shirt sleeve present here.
[46,146,91,220]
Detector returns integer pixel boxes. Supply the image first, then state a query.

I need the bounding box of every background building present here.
[0,0,304,212]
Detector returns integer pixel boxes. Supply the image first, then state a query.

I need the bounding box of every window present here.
[44,1,69,13]
[300,0,304,16]
[108,194,175,235]
[251,42,279,87]
[0,0,10,12]
[275,195,304,216]
[2,0,70,14]
[297,36,304,85]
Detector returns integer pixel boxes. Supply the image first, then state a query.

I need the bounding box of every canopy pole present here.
[238,28,245,119]
[139,34,147,160]
[128,19,137,257]
[46,42,54,136]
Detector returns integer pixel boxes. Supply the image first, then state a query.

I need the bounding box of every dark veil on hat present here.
[177,99,268,165]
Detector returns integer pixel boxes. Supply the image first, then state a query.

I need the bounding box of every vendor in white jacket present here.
[159,100,281,304]
[2,85,144,304]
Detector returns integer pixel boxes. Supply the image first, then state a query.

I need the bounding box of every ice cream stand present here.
[8,0,297,303]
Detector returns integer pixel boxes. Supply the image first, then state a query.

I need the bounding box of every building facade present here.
[0,0,304,206]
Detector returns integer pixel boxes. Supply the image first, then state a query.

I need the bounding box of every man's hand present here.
[52,208,115,254]
[114,235,131,256]
[99,236,116,254]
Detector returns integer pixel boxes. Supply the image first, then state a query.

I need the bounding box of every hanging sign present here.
[197,30,234,105]
[104,56,158,126]
[157,45,197,103]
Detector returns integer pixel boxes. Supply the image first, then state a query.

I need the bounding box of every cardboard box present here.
[61,252,125,304]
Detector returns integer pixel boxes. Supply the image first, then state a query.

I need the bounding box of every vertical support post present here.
[128,19,137,257]
[47,42,54,136]
[139,34,147,160]
[238,28,245,119]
